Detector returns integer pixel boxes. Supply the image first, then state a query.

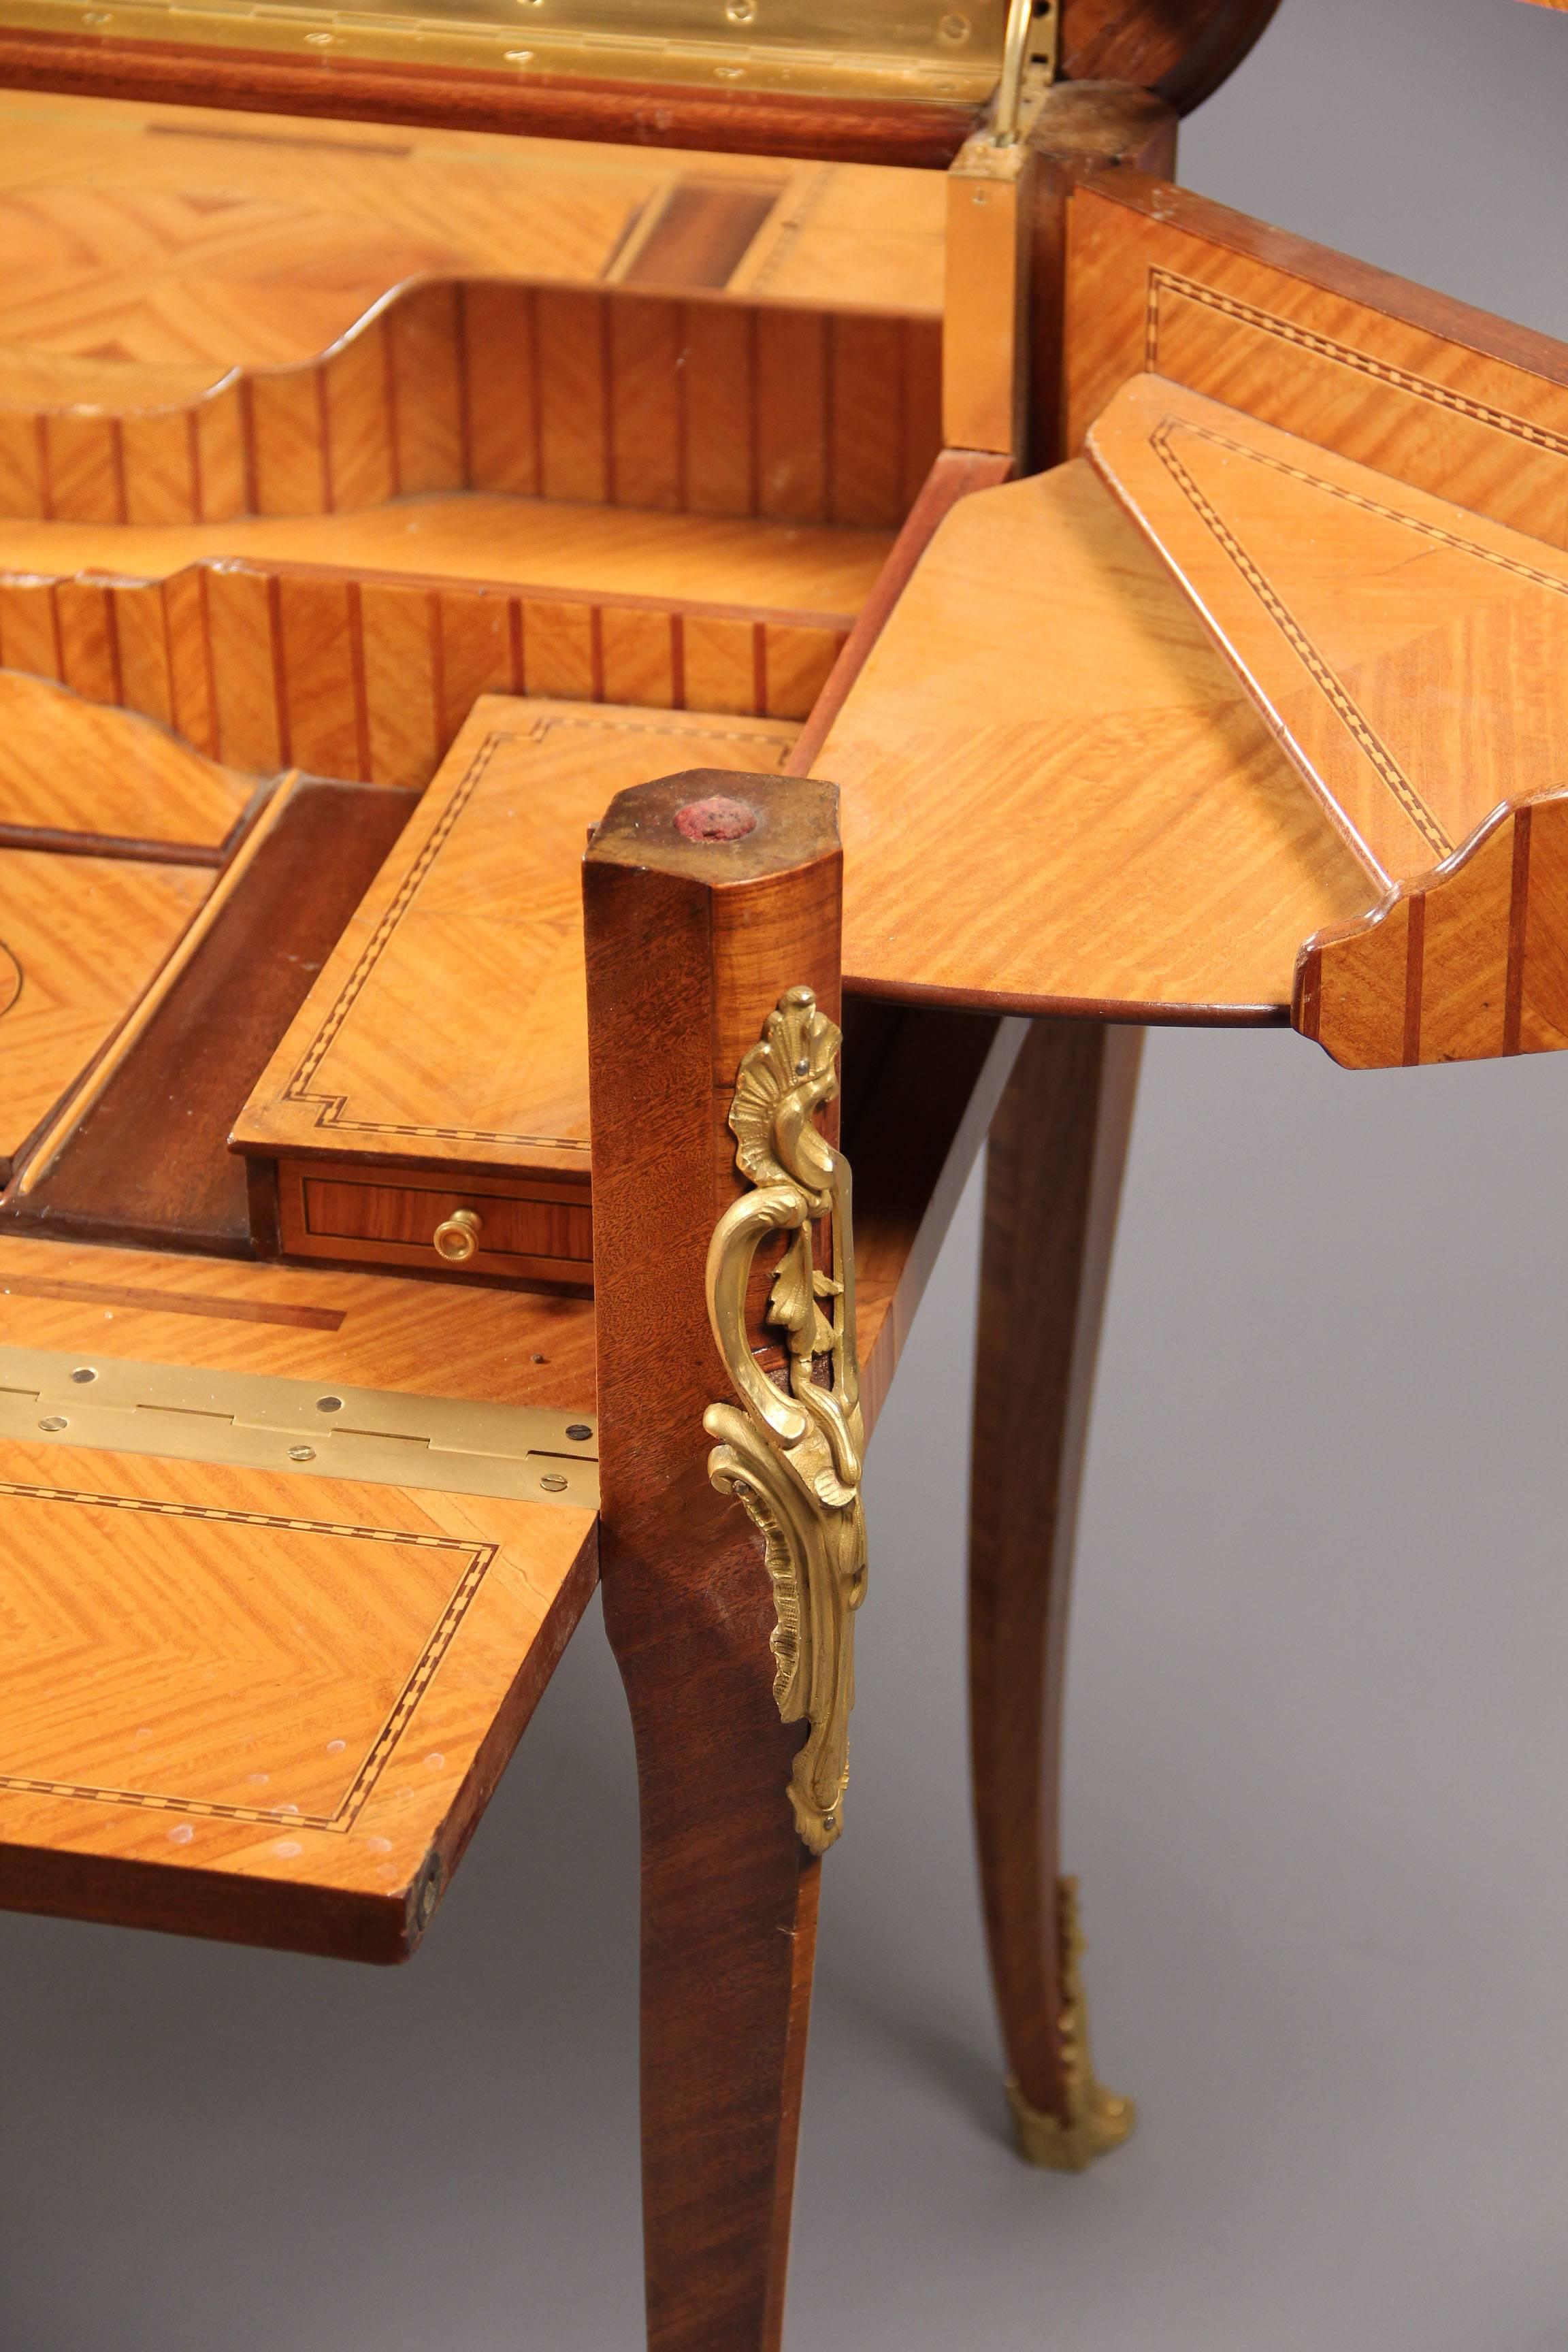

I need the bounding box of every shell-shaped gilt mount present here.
[703,985,866,1856]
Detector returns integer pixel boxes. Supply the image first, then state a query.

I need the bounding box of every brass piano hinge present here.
[0,1347,598,1507]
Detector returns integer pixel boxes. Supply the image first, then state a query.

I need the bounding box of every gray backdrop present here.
[3,3,1567,2344]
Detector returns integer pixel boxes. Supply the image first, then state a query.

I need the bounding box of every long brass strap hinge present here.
[0,1347,598,1507]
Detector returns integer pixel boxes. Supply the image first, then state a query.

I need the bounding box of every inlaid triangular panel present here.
[1088,375,1568,887]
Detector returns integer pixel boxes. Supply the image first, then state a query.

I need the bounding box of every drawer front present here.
[277,1161,593,1287]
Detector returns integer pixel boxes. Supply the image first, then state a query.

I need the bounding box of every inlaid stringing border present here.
[1144,408,1568,865]
[281,715,797,1152]
[0,1479,495,1831]
[1145,269,1568,464]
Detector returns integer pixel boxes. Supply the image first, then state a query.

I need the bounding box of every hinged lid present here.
[0,0,1280,160]
[3,0,1019,104]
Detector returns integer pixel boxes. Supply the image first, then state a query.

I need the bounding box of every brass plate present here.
[1,0,1007,101]
[0,1345,598,1508]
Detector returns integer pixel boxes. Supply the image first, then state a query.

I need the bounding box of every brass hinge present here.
[994,0,1060,145]
[0,1347,598,1509]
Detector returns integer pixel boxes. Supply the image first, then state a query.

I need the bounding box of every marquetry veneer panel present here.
[0,666,255,850]
[0,1437,595,1960]
[0,849,208,1182]
[0,1232,598,1412]
[1088,376,1568,889]
[1065,177,1568,554]
[820,459,1373,1022]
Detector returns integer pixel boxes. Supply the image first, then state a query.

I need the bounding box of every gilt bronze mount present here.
[704,985,868,1857]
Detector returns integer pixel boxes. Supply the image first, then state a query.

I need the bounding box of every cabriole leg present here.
[969,1017,1142,2171]
[585,770,849,2351]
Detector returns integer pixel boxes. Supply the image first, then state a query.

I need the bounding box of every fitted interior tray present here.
[232,694,803,1282]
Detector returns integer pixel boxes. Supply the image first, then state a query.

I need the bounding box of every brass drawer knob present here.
[433,1208,483,1263]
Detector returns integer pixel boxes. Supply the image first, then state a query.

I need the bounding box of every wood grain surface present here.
[843,1002,1025,1437]
[0,665,255,845]
[1058,0,1281,114]
[0,1020,987,1430]
[721,158,944,312]
[1023,82,1178,471]
[818,459,1373,1022]
[0,91,773,389]
[970,1018,1141,2125]
[785,447,1015,779]
[0,91,942,389]
[0,1232,599,1407]
[0,847,207,1180]
[0,546,860,788]
[585,771,840,2352]
[237,698,800,1194]
[1064,174,1568,553]
[1297,788,1568,1071]
[0,1433,595,1961]
[0,270,941,532]
[1088,374,1568,889]
[0,497,889,612]
[5,777,411,1253]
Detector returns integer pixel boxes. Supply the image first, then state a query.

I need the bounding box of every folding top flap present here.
[0,1430,595,1962]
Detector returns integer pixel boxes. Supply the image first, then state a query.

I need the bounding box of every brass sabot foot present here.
[1006,2074,1136,2174]
[1006,1876,1135,2172]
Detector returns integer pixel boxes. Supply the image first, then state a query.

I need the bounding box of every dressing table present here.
[0,2,1562,2342]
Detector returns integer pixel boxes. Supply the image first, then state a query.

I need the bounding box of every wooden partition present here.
[0,559,849,786]
[0,279,941,532]
[1063,175,1568,549]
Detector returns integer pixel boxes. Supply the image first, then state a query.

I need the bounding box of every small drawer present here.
[276,1160,592,1286]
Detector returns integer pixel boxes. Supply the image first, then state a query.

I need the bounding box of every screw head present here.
[37,1416,67,1434]
[69,1367,97,1385]
[565,1423,592,1443]
[540,1472,569,1493]
[316,1394,344,1414]
[288,1444,316,1463]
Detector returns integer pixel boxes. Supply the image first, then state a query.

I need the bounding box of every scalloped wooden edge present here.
[0,555,852,788]
[1294,787,1568,1069]
[0,275,941,532]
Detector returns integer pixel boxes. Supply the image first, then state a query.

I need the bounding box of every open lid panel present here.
[797,165,1568,1073]
[0,0,1279,158]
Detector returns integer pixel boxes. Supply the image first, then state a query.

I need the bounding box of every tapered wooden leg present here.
[585,770,845,2351]
[969,1017,1143,2171]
